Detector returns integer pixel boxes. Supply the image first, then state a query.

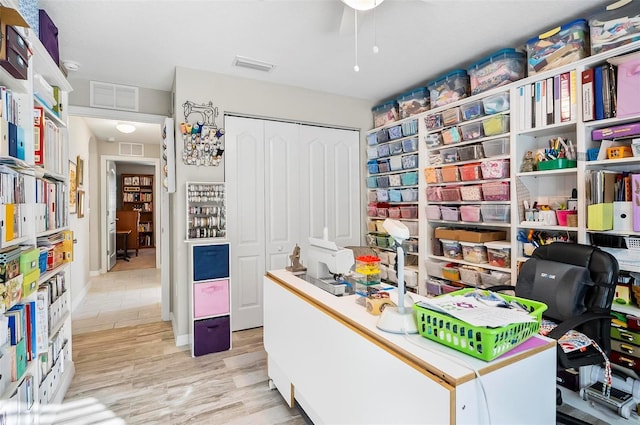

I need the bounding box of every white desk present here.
[264,270,557,425]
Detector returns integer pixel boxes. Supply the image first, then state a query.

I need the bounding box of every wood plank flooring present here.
[53,322,306,425]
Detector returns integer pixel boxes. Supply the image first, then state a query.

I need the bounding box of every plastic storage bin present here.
[388,207,401,219]
[457,145,484,161]
[460,100,484,121]
[467,48,525,95]
[460,185,483,201]
[460,241,488,263]
[442,107,462,126]
[482,92,510,114]
[428,153,443,166]
[372,101,398,127]
[481,182,510,201]
[440,147,459,164]
[425,132,443,148]
[459,163,482,181]
[402,119,419,136]
[367,160,379,174]
[367,132,377,146]
[389,140,403,155]
[480,205,510,222]
[401,188,418,202]
[389,189,402,202]
[428,69,470,108]
[397,87,430,119]
[390,156,403,171]
[368,191,377,203]
[484,241,511,268]
[482,114,510,136]
[426,187,442,202]
[425,205,441,220]
[441,166,460,183]
[589,1,640,54]
[367,146,378,160]
[377,143,390,158]
[377,128,390,143]
[482,137,510,157]
[442,265,460,281]
[401,171,418,186]
[425,113,443,130]
[400,206,418,219]
[388,125,403,140]
[388,174,401,187]
[440,239,462,259]
[440,187,461,201]
[479,271,511,288]
[414,288,545,361]
[377,158,390,173]
[460,121,484,141]
[442,127,462,144]
[424,167,442,184]
[402,137,419,153]
[481,159,510,179]
[460,205,482,222]
[459,266,488,285]
[526,19,590,75]
[377,188,389,202]
[376,175,389,188]
[440,206,459,221]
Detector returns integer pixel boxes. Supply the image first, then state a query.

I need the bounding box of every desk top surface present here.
[266,269,555,387]
[116,230,132,235]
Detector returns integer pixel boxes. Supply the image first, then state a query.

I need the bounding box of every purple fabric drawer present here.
[38,9,59,65]
[193,316,230,356]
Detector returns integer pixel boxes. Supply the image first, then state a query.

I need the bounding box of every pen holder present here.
[587,203,613,231]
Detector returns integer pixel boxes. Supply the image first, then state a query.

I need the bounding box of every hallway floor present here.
[72,268,162,335]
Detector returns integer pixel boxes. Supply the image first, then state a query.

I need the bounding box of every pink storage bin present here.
[400,206,418,219]
[388,207,401,218]
[460,185,483,201]
[426,186,442,201]
[194,279,230,318]
[440,206,460,221]
[367,205,378,217]
[460,205,482,222]
[441,187,461,201]
[480,159,510,180]
[459,163,482,181]
[377,207,389,218]
[426,205,441,220]
[556,209,577,226]
[481,182,510,201]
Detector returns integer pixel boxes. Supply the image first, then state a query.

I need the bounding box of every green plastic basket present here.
[413,288,547,361]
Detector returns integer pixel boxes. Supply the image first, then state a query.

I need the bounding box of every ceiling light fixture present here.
[116,123,136,134]
[341,0,385,11]
[341,0,385,72]
[233,56,275,72]
[62,60,80,72]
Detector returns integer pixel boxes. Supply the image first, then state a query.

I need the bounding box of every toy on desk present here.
[286,244,307,274]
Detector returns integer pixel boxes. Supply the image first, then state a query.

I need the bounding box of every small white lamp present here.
[376,218,418,334]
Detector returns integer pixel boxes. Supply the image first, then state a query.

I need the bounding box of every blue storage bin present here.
[377,143,390,157]
[397,87,430,119]
[526,19,589,75]
[467,48,525,95]
[366,133,378,146]
[372,101,398,127]
[367,176,378,188]
[389,141,403,155]
[388,125,403,140]
[376,175,390,188]
[402,154,418,169]
[389,189,403,202]
[377,128,390,143]
[367,146,378,160]
[193,243,229,281]
[402,119,419,136]
[367,160,379,174]
[427,69,470,108]
[401,171,419,186]
[402,137,418,153]
[38,249,48,274]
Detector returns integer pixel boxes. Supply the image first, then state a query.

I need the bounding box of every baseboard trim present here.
[89,270,101,277]
[172,313,190,347]
[72,280,92,313]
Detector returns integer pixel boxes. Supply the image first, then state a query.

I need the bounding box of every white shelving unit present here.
[0,4,75,421]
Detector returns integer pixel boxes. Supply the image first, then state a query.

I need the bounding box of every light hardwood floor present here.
[54,269,306,425]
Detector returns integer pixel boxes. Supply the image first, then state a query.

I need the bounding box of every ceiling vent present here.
[90,81,139,112]
[119,142,144,157]
[232,56,275,72]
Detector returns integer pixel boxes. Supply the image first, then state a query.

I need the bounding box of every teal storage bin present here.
[401,171,418,186]
[389,189,403,202]
[367,176,378,188]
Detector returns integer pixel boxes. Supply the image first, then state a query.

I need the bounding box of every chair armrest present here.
[546,312,612,340]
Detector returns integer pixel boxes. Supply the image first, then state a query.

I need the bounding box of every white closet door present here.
[298,125,361,255]
[225,116,266,331]
[264,121,301,271]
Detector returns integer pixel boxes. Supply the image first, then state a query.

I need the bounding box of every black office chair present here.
[493,242,619,425]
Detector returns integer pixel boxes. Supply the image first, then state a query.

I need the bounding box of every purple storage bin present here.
[440,206,460,221]
[39,9,60,65]
[193,316,231,356]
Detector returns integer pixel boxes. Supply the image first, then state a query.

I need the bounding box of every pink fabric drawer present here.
[194,279,230,318]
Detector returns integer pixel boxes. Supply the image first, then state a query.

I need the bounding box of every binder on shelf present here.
[553,74,561,124]
[582,68,595,121]
[560,72,571,122]
[546,77,554,125]
[534,80,543,128]
[570,70,577,121]
[594,65,605,120]
[633,174,640,232]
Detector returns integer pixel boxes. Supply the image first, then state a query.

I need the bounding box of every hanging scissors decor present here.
[180,100,225,166]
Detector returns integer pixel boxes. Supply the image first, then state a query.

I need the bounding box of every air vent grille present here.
[90,81,139,111]
[119,142,144,157]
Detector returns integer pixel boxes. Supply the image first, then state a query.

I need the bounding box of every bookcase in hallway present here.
[121,174,154,248]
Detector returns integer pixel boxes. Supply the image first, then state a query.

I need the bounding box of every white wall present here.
[68,116,93,310]
[171,66,374,344]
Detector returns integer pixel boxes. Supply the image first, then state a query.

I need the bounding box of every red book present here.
[33,107,45,165]
[582,68,595,121]
[560,72,571,123]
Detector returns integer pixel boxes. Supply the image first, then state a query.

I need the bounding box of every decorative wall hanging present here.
[181,100,225,166]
